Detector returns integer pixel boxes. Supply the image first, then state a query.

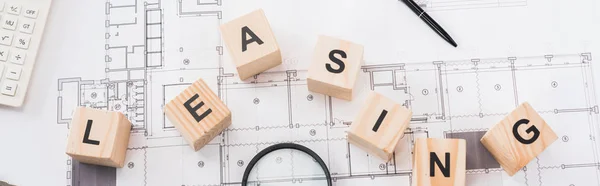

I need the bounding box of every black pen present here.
[400,0,458,47]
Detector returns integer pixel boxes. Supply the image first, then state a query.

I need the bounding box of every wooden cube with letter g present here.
[347,91,412,161]
[307,35,364,101]
[164,78,232,151]
[480,102,557,176]
[412,138,466,186]
[220,9,281,80]
[65,107,132,168]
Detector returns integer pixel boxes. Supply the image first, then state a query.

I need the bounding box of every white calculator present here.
[0,0,51,107]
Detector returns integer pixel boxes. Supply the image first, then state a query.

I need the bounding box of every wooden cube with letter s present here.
[164,78,232,151]
[220,9,282,80]
[412,138,466,186]
[480,102,558,176]
[65,107,132,168]
[308,35,364,101]
[347,91,412,161]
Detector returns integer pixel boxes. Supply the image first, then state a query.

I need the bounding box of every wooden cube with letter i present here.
[480,102,557,176]
[347,91,412,161]
[412,138,466,186]
[65,107,132,168]
[164,78,232,151]
[307,35,364,101]
[220,9,282,80]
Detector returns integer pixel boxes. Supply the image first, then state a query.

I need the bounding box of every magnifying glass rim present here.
[241,143,333,186]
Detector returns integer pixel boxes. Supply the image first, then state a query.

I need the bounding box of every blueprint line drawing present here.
[55,0,600,185]
[414,0,527,11]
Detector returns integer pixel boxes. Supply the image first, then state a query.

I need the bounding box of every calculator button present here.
[6,66,21,80]
[2,15,18,30]
[6,4,20,15]
[1,80,17,96]
[24,7,38,19]
[19,19,35,34]
[9,50,25,65]
[0,47,8,61]
[0,63,4,78]
[0,31,13,46]
[15,35,30,49]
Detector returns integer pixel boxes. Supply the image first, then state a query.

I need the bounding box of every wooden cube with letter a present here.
[480,102,557,176]
[66,107,132,168]
[412,138,466,186]
[164,78,232,151]
[307,35,364,101]
[347,91,412,161]
[220,9,281,80]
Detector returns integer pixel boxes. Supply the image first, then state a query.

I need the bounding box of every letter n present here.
[430,152,450,177]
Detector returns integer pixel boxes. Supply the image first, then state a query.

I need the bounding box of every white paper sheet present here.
[1,0,599,185]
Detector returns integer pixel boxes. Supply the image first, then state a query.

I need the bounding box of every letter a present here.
[83,120,100,145]
[430,152,450,177]
[241,26,264,52]
[183,94,213,122]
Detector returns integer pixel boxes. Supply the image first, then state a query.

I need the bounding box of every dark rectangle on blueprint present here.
[72,159,116,186]
[446,131,501,170]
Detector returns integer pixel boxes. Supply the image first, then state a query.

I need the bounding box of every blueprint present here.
[2,0,597,185]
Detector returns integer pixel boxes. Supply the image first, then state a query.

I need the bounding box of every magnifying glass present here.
[242,143,333,186]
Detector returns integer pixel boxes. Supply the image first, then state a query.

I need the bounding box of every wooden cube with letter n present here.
[412,138,466,186]
[480,102,557,176]
[347,91,412,161]
[220,9,281,80]
[164,78,232,151]
[66,107,132,168]
[308,35,364,100]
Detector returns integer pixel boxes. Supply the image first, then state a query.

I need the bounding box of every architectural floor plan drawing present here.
[53,0,600,186]
[414,0,527,11]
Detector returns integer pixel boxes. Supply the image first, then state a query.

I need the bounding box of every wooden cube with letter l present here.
[164,78,232,151]
[347,91,412,161]
[65,107,132,168]
[480,102,557,176]
[412,138,466,186]
[307,35,364,101]
[220,9,281,80]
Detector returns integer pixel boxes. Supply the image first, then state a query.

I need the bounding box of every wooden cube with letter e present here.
[412,138,466,186]
[308,35,364,101]
[220,9,281,80]
[480,102,557,176]
[347,91,412,161]
[164,78,232,151]
[66,107,132,168]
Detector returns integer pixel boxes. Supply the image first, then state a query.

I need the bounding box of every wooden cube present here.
[164,78,232,151]
[220,9,281,80]
[307,35,364,100]
[480,102,557,176]
[347,91,412,161]
[412,138,466,186]
[66,107,132,168]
